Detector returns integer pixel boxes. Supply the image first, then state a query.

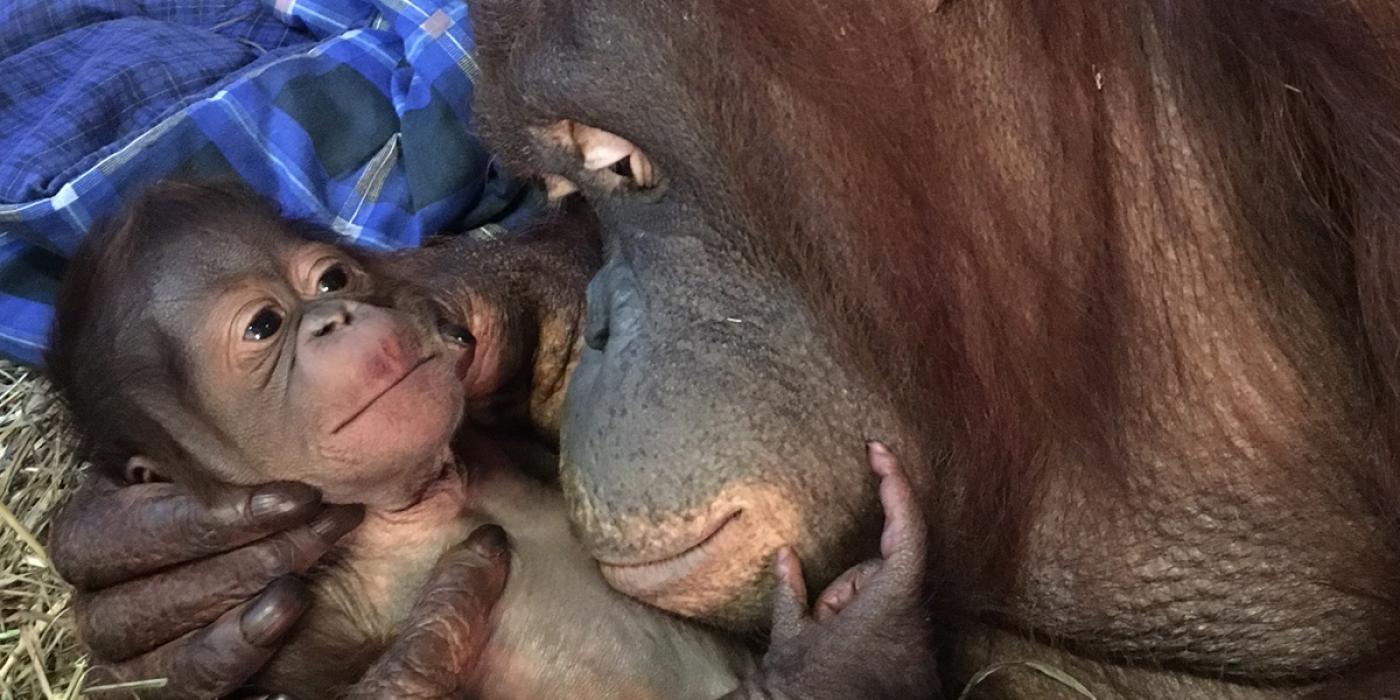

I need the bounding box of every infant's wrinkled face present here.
[161,227,475,510]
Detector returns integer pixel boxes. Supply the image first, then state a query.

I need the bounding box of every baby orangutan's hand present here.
[347,524,512,700]
[725,442,937,700]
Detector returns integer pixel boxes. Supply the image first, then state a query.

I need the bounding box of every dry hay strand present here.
[0,360,89,699]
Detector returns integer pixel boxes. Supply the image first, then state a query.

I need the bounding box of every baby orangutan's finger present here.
[348,525,512,700]
[83,577,309,699]
[76,504,363,662]
[51,471,323,590]
[769,547,813,644]
[861,441,927,604]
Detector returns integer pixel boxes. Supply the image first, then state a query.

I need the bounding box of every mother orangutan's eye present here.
[244,307,284,342]
[317,265,349,294]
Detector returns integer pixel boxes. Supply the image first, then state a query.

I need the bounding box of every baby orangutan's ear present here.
[123,456,168,485]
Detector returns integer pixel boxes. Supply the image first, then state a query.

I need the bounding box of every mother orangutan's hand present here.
[49,468,363,698]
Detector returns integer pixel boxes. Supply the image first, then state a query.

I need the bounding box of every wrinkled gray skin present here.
[471,1,919,630]
[558,235,908,625]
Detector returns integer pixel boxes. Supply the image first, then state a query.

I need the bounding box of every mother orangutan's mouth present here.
[596,510,743,599]
[331,354,438,434]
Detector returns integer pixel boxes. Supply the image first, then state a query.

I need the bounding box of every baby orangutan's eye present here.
[317,264,349,294]
[439,320,474,346]
[244,307,284,341]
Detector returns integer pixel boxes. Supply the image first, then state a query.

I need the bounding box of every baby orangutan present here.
[45,181,752,699]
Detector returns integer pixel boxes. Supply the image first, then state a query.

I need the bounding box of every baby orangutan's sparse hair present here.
[47,180,751,698]
[45,180,453,498]
[47,180,468,507]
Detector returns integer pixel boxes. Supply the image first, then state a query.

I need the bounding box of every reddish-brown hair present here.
[686,0,1400,593]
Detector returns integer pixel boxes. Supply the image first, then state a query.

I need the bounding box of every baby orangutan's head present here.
[48,181,476,509]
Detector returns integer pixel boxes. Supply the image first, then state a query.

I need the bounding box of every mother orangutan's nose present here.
[301,301,356,341]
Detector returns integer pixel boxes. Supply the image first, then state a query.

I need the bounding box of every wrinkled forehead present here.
[145,215,298,296]
[124,217,300,337]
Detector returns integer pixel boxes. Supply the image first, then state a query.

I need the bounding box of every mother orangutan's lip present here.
[596,510,742,595]
[331,354,438,434]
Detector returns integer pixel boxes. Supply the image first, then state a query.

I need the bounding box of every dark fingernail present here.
[250,482,320,521]
[310,503,365,542]
[241,577,309,647]
[467,524,509,559]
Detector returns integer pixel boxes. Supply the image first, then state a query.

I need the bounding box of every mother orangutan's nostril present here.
[609,157,633,179]
[584,273,611,352]
[586,319,609,351]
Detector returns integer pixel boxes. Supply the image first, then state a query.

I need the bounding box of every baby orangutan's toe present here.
[812,559,881,622]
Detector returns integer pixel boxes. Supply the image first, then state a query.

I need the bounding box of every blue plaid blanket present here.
[0,0,538,365]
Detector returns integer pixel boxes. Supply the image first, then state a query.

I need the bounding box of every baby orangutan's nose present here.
[302,300,355,341]
[535,120,657,202]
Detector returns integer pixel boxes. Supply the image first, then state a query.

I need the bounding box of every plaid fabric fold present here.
[0,0,537,365]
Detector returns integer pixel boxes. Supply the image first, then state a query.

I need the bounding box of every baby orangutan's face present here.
[159,228,474,510]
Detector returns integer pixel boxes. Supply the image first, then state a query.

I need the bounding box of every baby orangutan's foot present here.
[809,442,923,623]
[733,442,936,700]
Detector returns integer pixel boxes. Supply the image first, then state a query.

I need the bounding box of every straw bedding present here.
[0,360,87,698]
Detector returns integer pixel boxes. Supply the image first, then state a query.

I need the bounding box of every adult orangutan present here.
[46,0,1400,697]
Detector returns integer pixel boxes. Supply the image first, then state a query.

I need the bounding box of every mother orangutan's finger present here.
[78,504,363,661]
[348,525,511,700]
[84,577,309,699]
[51,472,323,590]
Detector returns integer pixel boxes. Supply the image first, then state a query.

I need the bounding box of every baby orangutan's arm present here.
[346,525,511,700]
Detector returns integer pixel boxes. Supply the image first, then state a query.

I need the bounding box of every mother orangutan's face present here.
[472,0,908,628]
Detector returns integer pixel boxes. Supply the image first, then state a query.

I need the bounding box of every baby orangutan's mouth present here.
[331,354,438,434]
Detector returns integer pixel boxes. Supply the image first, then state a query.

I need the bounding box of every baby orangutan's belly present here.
[465,465,753,699]
[267,461,752,699]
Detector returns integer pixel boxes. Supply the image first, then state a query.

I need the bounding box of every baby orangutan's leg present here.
[725,442,938,700]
